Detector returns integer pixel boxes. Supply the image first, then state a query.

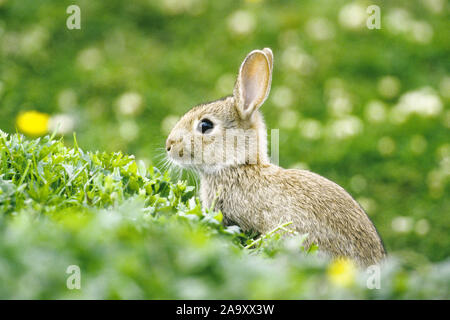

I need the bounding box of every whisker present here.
[152,147,201,196]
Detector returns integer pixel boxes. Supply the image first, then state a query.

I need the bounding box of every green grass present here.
[0,0,448,298]
[0,131,448,299]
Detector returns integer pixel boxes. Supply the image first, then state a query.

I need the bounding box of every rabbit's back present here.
[200,164,385,266]
[282,168,385,265]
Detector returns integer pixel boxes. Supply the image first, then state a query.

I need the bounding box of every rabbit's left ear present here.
[234,48,273,120]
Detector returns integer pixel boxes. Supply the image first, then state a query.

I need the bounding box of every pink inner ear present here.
[242,55,268,111]
[244,73,259,110]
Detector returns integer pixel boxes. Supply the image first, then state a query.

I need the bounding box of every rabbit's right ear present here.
[233,49,273,120]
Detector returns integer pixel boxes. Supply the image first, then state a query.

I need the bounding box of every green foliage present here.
[0,0,448,298]
[0,132,449,299]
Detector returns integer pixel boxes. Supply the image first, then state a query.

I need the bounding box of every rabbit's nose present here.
[166,139,174,152]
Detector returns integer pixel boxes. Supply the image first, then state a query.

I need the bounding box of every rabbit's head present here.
[166,48,273,173]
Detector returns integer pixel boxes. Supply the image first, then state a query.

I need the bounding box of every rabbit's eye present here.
[197,119,214,134]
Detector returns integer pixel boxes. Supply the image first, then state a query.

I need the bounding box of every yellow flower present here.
[327,258,356,287]
[16,111,50,136]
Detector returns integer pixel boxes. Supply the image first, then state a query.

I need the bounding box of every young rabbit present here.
[166,48,386,267]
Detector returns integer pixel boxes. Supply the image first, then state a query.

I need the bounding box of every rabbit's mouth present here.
[166,147,198,168]
[167,149,188,166]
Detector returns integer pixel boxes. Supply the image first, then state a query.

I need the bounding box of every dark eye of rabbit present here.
[197,119,214,134]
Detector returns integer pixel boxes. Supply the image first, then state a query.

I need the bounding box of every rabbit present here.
[166,48,386,267]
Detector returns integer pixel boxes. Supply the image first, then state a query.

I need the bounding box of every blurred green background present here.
[0,0,448,267]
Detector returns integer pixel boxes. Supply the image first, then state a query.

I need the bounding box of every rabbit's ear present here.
[234,49,273,119]
[262,48,273,73]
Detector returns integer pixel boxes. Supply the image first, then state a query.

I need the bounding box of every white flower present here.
[227,10,256,36]
[163,0,205,15]
[215,74,235,96]
[365,100,387,123]
[281,46,316,75]
[392,216,413,233]
[48,114,76,135]
[338,3,366,30]
[278,109,299,129]
[21,26,49,55]
[391,87,443,123]
[300,119,322,140]
[415,219,430,236]
[0,128,8,139]
[427,144,450,197]
[324,79,352,116]
[116,92,143,116]
[77,48,102,71]
[386,8,413,35]
[119,120,139,141]
[377,76,401,99]
[305,18,335,41]
[328,116,363,139]
[421,0,444,14]
[328,95,352,117]
[357,197,376,213]
[437,144,450,163]
[350,175,367,193]
[386,9,433,44]
[272,86,293,109]
[411,21,433,44]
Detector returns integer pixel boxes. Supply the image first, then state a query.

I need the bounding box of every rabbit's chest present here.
[199,178,278,233]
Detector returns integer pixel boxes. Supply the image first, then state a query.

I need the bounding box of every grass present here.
[0,131,448,299]
[0,0,448,299]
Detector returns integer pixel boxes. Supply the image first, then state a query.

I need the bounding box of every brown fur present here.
[166,48,386,267]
